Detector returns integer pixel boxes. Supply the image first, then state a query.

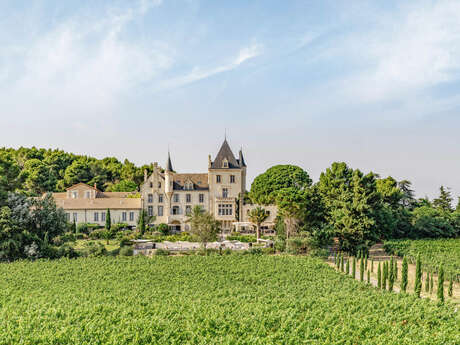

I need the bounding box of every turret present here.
[165,151,173,196]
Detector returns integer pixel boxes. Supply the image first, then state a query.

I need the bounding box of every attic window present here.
[222,159,229,168]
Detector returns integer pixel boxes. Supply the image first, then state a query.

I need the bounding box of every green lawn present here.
[0,256,459,344]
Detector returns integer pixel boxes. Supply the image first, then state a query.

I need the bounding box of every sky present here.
[1,0,460,201]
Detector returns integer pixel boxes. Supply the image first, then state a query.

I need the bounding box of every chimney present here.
[208,155,212,169]
[144,169,148,182]
[94,183,97,189]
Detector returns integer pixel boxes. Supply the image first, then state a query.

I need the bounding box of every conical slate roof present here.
[166,152,174,172]
[211,139,240,169]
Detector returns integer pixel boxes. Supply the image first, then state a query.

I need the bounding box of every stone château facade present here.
[51,139,276,232]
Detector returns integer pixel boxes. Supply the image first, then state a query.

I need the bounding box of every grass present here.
[1,256,459,344]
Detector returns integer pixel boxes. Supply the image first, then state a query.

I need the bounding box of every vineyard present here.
[384,239,460,281]
[1,256,459,344]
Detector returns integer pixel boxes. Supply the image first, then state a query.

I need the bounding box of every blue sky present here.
[1,0,460,201]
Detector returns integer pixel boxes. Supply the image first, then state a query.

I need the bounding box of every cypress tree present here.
[389,257,394,292]
[382,261,388,290]
[425,272,430,293]
[367,269,370,284]
[430,273,434,294]
[437,264,444,302]
[352,257,356,279]
[106,209,111,230]
[360,257,364,282]
[448,275,453,297]
[346,258,350,275]
[414,254,422,297]
[371,259,374,273]
[341,255,345,272]
[401,257,408,293]
[394,259,398,281]
[377,262,382,289]
[72,220,77,234]
[139,209,146,237]
[335,253,338,267]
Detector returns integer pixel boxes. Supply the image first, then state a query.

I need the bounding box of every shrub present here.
[155,249,170,256]
[119,246,133,256]
[274,239,286,252]
[111,223,130,232]
[89,229,107,240]
[309,248,329,259]
[157,223,169,236]
[227,235,257,243]
[76,223,100,234]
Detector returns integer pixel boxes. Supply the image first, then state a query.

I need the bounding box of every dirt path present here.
[327,258,460,304]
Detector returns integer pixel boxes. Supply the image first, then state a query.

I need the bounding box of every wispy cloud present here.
[156,43,263,91]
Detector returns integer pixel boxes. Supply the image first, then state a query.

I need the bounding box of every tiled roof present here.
[173,173,209,190]
[54,197,142,210]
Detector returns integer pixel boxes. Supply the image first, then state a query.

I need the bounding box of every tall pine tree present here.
[432,186,453,213]
[105,209,111,230]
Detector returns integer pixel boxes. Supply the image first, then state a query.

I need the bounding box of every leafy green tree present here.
[414,255,422,297]
[19,159,57,195]
[437,264,444,302]
[63,157,93,187]
[105,209,111,231]
[0,152,20,206]
[411,206,455,238]
[186,206,220,250]
[157,223,169,236]
[107,180,138,192]
[401,257,408,293]
[275,188,307,240]
[433,186,453,213]
[317,163,381,252]
[249,165,312,205]
[248,207,269,241]
[456,197,460,212]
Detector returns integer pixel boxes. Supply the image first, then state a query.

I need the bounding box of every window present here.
[230,175,235,183]
[66,213,70,221]
[222,159,228,168]
[186,205,191,215]
[73,213,78,222]
[158,194,163,203]
[94,212,99,222]
[148,206,153,217]
[218,204,233,216]
[158,206,163,216]
[148,194,153,203]
[186,194,191,203]
[122,212,127,222]
[216,175,221,183]
[129,212,134,222]
[85,191,91,198]
[149,182,153,188]
[199,194,204,203]
[222,188,228,198]
[172,206,180,215]
[101,212,106,222]
[158,182,161,188]
[173,194,179,203]
[71,191,78,199]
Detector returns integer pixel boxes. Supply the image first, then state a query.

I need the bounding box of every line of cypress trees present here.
[352,257,356,279]
[448,275,453,297]
[437,264,444,303]
[360,257,364,282]
[425,272,430,293]
[389,257,394,292]
[414,254,422,298]
[377,262,382,289]
[401,257,408,293]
